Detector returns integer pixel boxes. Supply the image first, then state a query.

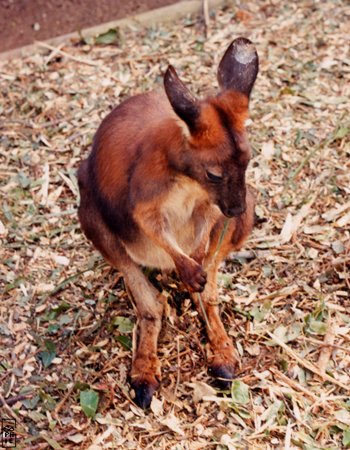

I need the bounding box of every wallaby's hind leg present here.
[78,180,164,409]
[192,190,255,387]
[192,243,238,387]
[123,265,165,409]
[89,232,164,408]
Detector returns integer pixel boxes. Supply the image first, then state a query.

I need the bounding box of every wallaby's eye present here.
[206,170,223,183]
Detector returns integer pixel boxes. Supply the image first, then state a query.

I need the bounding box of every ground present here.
[0,0,177,52]
[0,0,350,449]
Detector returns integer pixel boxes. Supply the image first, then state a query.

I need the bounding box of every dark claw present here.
[209,363,236,389]
[131,379,159,410]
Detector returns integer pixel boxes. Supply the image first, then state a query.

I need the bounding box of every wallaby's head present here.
[164,37,259,218]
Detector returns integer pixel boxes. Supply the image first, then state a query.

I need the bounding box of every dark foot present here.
[208,363,236,389]
[130,378,160,410]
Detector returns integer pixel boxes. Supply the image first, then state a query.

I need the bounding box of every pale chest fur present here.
[161,176,208,225]
[124,177,215,269]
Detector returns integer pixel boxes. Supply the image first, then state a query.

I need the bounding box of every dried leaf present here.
[160,414,185,436]
[190,381,217,403]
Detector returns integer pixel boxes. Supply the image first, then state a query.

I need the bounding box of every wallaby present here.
[77,37,259,409]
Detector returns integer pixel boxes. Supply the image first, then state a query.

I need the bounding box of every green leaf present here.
[115,335,132,350]
[17,171,31,188]
[53,301,71,315]
[41,435,65,450]
[231,381,249,405]
[28,411,46,422]
[218,273,233,288]
[38,339,57,367]
[38,390,57,411]
[22,395,40,410]
[44,339,56,353]
[47,324,59,334]
[343,428,350,448]
[74,380,90,391]
[38,350,56,368]
[95,28,119,45]
[113,316,134,333]
[59,314,72,325]
[250,301,271,322]
[237,406,251,419]
[334,126,349,140]
[265,399,283,422]
[80,389,99,418]
[306,317,327,335]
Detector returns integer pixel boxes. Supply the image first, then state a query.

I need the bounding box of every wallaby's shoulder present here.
[95,89,177,139]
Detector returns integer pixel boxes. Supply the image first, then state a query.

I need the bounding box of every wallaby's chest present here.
[161,176,208,225]
[125,177,212,269]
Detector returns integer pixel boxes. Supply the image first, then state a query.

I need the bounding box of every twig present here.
[285,123,346,191]
[172,336,181,410]
[202,0,210,37]
[54,386,74,415]
[299,335,350,354]
[267,332,350,392]
[254,284,299,302]
[0,393,31,406]
[284,420,293,450]
[227,250,270,260]
[35,41,100,67]
[44,42,65,65]
[0,392,17,419]
[317,318,336,374]
[270,367,318,401]
[196,292,211,330]
[45,261,106,298]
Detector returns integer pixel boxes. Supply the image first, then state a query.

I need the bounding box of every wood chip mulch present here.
[0,0,349,448]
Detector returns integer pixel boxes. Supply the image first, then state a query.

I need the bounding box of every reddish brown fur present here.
[78,38,259,408]
[214,91,249,132]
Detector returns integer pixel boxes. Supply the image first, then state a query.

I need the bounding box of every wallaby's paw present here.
[177,258,207,293]
[131,377,160,410]
[190,247,206,266]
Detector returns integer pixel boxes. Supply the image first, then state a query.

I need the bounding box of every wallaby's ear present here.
[217,37,259,98]
[164,65,200,132]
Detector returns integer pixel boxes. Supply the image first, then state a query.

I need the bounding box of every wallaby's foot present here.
[176,257,207,293]
[207,339,239,389]
[130,353,161,409]
[208,360,237,389]
[131,377,160,409]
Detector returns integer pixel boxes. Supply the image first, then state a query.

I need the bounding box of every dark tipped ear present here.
[164,65,200,132]
[217,37,259,98]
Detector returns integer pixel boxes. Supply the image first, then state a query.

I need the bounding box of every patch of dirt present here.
[0,0,177,52]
